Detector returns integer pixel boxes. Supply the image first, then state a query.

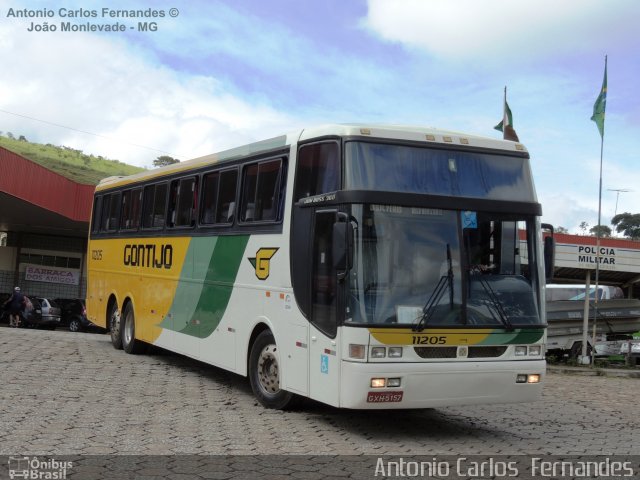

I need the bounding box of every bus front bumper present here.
[339,359,545,409]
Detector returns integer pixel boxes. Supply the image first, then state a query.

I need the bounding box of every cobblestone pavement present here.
[0,328,638,477]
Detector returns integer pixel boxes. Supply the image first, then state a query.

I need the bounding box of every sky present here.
[1,0,639,233]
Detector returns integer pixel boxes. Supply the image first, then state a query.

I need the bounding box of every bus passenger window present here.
[91,196,102,234]
[100,194,110,231]
[294,142,339,201]
[121,188,142,231]
[241,159,283,222]
[101,193,120,232]
[201,172,220,224]
[167,181,179,227]
[142,183,168,229]
[174,177,197,227]
[216,169,238,224]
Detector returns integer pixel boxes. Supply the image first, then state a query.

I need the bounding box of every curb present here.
[547,365,640,378]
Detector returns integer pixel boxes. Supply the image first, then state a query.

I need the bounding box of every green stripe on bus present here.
[509,328,545,344]
[478,328,545,345]
[159,235,250,338]
[478,330,520,345]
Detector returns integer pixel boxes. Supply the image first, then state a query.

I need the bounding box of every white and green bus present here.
[87,124,550,409]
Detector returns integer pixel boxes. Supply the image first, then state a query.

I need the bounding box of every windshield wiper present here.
[472,272,514,331]
[414,245,454,332]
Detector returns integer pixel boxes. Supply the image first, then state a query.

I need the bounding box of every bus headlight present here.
[528,345,542,356]
[516,374,541,384]
[388,347,403,358]
[349,344,366,359]
[371,347,386,358]
[527,374,541,384]
[515,346,528,356]
[371,378,386,388]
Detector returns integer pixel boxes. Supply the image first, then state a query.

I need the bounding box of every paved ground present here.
[0,327,638,478]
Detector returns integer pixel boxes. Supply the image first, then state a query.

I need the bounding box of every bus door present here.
[308,210,343,406]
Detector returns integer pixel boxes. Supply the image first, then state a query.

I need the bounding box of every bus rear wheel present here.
[122,303,146,354]
[249,330,296,409]
[109,302,122,350]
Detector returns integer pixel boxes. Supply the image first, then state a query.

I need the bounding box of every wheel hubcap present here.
[124,311,133,345]
[257,345,280,394]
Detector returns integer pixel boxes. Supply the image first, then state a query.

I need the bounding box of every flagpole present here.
[590,129,604,366]
[591,55,607,366]
[503,86,507,137]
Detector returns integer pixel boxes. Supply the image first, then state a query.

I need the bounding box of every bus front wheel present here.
[249,330,296,409]
[109,302,122,350]
[122,303,146,355]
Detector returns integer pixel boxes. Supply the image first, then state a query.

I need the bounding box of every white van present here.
[545,284,624,302]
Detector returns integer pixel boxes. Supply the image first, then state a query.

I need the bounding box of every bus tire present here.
[109,302,123,350]
[122,303,146,355]
[249,330,296,410]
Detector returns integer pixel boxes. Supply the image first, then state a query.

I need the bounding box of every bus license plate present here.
[367,391,403,403]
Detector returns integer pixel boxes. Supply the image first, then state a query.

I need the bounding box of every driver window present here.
[295,142,339,202]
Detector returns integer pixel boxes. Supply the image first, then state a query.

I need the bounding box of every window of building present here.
[19,253,81,269]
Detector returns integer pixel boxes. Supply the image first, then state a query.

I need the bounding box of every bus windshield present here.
[346,204,542,327]
[345,141,535,201]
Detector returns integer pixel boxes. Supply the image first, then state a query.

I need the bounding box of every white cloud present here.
[0,22,298,168]
[363,0,639,61]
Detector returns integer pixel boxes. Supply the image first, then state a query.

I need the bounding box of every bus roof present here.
[96,123,528,192]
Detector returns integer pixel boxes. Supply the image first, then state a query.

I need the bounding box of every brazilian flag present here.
[591,56,607,138]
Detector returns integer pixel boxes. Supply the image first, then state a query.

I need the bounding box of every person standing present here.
[3,287,25,327]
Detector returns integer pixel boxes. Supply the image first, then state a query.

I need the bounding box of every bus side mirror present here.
[541,223,555,283]
[333,214,353,279]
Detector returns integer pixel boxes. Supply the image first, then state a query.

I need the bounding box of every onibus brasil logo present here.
[8,456,72,479]
[248,248,279,280]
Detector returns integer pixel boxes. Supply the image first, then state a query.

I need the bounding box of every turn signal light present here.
[349,344,366,359]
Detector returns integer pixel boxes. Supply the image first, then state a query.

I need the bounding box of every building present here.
[0,146,93,299]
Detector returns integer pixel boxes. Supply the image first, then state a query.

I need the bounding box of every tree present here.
[153,155,179,167]
[579,221,589,235]
[611,212,640,239]
[556,226,569,234]
[589,225,611,237]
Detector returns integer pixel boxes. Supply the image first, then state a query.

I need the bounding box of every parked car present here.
[26,298,61,329]
[54,298,100,332]
[1,296,56,328]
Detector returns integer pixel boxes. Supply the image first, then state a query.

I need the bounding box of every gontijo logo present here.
[248,248,279,280]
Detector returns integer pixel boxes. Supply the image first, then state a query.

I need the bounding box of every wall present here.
[0,232,86,299]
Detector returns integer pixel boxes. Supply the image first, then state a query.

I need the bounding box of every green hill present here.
[0,135,145,185]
